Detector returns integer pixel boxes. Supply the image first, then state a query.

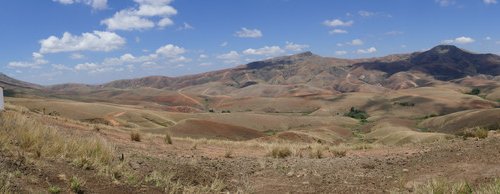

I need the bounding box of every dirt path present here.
[103,111,127,126]
[177,89,204,107]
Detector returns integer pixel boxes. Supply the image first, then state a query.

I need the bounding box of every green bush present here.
[345,107,369,120]
[467,88,481,95]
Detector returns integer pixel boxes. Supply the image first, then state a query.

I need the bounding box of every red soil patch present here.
[167,119,265,140]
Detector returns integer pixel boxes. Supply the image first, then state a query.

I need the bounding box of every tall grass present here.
[0,110,115,170]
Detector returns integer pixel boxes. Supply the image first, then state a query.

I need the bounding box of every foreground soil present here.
[1,111,499,193]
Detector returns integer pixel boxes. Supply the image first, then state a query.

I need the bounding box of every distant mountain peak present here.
[428,45,466,55]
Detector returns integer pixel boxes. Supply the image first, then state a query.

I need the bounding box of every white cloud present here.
[199,54,208,59]
[101,10,156,31]
[285,42,309,51]
[52,0,107,10]
[442,36,475,44]
[217,51,241,64]
[235,28,263,38]
[158,17,174,27]
[335,51,347,56]
[7,52,48,68]
[348,39,364,46]
[52,64,74,71]
[177,22,194,30]
[155,44,186,57]
[435,0,456,6]
[73,43,189,73]
[243,46,285,56]
[484,0,497,4]
[39,31,126,53]
[70,53,85,59]
[323,19,353,27]
[329,29,348,34]
[356,47,377,54]
[220,42,228,47]
[485,36,492,40]
[101,0,177,31]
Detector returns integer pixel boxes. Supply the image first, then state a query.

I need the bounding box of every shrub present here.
[460,128,489,139]
[269,147,292,158]
[395,102,415,107]
[70,176,84,194]
[48,186,61,194]
[345,107,369,120]
[130,132,141,142]
[164,133,173,144]
[467,88,481,95]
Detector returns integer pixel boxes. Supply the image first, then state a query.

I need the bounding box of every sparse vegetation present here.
[467,88,481,95]
[48,185,62,194]
[330,148,347,158]
[459,127,489,139]
[345,107,369,120]
[0,109,115,171]
[70,176,84,194]
[413,179,500,194]
[394,101,415,107]
[130,132,141,142]
[269,146,292,158]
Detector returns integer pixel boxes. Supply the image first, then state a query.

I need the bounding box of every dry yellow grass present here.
[0,109,115,169]
[413,179,500,194]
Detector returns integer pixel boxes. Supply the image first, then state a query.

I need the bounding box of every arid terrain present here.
[1,45,500,193]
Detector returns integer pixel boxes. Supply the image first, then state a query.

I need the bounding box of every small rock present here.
[402,169,409,172]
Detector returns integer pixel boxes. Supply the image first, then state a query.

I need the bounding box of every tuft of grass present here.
[224,148,233,158]
[0,172,13,193]
[164,133,173,145]
[331,148,347,158]
[130,132,141,142]
[460,127,489,139]
[308,148,323,159]
[269,146,292,158]
[70,176,84,194]
[48,185,62,194]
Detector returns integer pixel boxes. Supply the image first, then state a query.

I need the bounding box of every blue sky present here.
[1,0,499,85]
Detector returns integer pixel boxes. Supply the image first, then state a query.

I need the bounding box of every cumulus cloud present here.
[442,36,475,44]
[39,31,126,53]
[217,51,241,64]
[7,52,48,68]
[356,47,377,54]
[52,64,74,71]
[323,19,353,27]
[484,0,497,4]
[155,44,186,57]
[53,0,107,10]
[329,29,348,34]
[101,0,177,31]
[285,42,309,51]
[73,43,189,73]
[235,28,263,38]
[243,46,285,56]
